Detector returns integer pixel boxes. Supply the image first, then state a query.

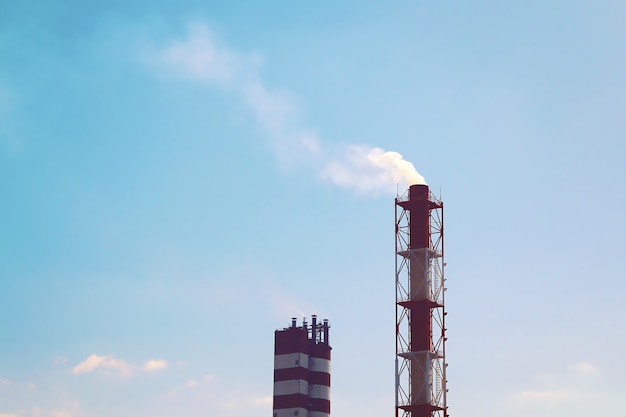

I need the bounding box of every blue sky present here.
[1,1,626,416]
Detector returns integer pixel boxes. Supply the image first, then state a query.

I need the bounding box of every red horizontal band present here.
[308,344,331,360]
[274,367,308,381]
[308,371,330,386]
[273,393,308,409]
[308,398,331,413]
[274,330,309,355]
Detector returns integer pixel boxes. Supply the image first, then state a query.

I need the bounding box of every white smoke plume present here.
[322,145,426,194]
[148,23,426,195]
[149,23,298,142]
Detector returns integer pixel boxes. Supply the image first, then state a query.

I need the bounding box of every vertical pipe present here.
[408,184,432,410]
[395,357,399,410]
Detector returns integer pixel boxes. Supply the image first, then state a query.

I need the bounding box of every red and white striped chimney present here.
[273,316,331,417]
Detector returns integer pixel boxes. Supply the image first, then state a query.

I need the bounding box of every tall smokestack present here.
[395,184,448,417]
[273,316,331,417]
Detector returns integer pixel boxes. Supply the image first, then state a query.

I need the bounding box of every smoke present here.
[323,145,426,194]
[147,23,426,195]
[149,23,302,149]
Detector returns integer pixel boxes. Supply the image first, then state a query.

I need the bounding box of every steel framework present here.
[395,184,448,417]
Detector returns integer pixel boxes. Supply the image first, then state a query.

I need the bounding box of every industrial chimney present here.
[273,316,331,417]
[395,184,448,417]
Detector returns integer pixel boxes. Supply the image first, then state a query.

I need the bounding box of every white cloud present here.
[143,359,168,372]
[31,407,41,416]
[223,401,238,410]
[72,354,132,375]
[52,411,71,417]
[519,390,570,400]
[186,374,216,389]
[569,361,598,375]
[0,378,10,385]
[0,414,19,417]
[248,396,272,406]
[510,361,606,412]
[73,354,169,375]
[52,356,68,365]
[148,22,426,195]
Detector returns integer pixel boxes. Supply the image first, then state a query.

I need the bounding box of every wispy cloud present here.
[147,22,425,195]
[220,394,273,412]
[143,359,168,372]
[513,361,603,407]
[161,373,216,400]
[72,354,132,375]
[185,374,216,389]
[519,390,570,400]
[568,361,598,375]
[263,285,319,320]
[0,414,19,417]
[247,396,272,407]
[52,356,68,366]
[73,354,171,376]
[0,377,35,391]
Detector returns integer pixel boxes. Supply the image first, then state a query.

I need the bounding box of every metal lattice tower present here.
[395,184,448,417]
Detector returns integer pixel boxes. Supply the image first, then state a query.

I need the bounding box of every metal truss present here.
[395,190,448,417]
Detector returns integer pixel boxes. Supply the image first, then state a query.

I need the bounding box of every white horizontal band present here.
[273,380,308,396]
[274,353,308,370]
[308,357,330,373]
[308,384,330,399]
[273,407,308,417]
[309,412,330,417]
